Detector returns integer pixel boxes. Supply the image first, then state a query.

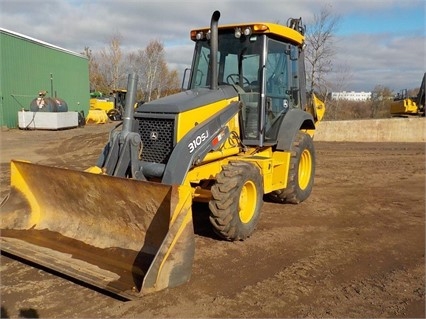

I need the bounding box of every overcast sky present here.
[1,0,424,92]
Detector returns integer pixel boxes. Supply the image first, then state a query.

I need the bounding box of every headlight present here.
[243,27,252,36]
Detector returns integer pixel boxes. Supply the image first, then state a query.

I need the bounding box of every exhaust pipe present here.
[210,10,220,90]
[122,73,138,134]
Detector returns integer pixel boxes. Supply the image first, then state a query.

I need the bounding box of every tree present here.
[154,61,181,99]
[86,37,180,101]
[82,46,103,92]
[161,69,181,97]
[128,40,180,102]
[371,85,393,118]
[328,63,354,119]
[407,87,420,98]
[141,40,165,102]
[305,5,340,99]
[98,34,125,92]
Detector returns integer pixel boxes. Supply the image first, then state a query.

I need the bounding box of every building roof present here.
[0,28,86,59]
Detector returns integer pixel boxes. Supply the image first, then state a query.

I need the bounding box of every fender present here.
[276,108,315,151]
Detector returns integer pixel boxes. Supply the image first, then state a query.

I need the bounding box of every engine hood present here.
[136,86,238,114]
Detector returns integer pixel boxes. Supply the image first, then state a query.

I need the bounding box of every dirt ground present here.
[0,122,425,318]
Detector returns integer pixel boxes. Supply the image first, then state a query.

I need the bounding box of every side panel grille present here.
[137,117,174,164]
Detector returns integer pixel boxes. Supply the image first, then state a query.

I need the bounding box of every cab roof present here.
[190,22,304,45]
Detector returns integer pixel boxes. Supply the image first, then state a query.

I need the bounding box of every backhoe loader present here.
[390,72,425,117]
[1,11,325,300]
[89,89,128,121]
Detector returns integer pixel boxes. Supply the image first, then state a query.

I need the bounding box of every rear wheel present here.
[268,132,315,204]
[209,161,263,241]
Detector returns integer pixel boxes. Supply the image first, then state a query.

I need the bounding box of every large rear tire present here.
[209,161,263,241]
[268,132,315,204]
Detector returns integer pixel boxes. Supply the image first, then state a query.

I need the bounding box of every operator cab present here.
[189,22,306,146]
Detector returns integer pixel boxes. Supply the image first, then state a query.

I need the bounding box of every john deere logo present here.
[150,131,158,140]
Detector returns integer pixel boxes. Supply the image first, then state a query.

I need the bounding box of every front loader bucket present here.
[0,160,195,300]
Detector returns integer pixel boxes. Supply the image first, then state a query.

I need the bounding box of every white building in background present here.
[331,91,372,101]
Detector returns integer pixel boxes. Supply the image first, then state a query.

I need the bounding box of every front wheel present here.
[209,161,263,241]
[268,132,315,204]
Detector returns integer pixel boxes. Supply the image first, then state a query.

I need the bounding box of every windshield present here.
[189,32,263,90]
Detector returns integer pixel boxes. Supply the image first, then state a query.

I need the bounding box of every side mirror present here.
[181,68,192,91]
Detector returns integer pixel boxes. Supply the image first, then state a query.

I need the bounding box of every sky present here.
[1,0,425,92]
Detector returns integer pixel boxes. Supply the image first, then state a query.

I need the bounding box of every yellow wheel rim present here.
[298,149,312,190]
[239,180,257,224]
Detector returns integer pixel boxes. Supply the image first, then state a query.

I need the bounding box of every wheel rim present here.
[298,149,312,190]
[239,180,257,224]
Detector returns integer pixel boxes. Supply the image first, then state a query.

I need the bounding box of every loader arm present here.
[96,74,145,179]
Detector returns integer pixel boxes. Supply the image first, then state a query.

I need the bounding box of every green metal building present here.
[0,28,90,128]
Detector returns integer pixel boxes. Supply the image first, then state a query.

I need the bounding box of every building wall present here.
[0,29,90,128]
[331,91,372,101]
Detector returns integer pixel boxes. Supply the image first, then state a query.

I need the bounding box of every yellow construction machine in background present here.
[86,89,127,124]
[390,73,425,117]
[1,11,325,300]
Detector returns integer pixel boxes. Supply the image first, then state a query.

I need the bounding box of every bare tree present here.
[125,51,144,99]
[140,40,166,102]
[153,59,168,100]
[87,37,180,100]
[328,62,353,119]
[162,69,181,97]
[82,46,103,92]
[371,85,393,118]
[155,61,181,99]
[98,34,125,92]
[305,5,340,99]
[126,41,180,102]
[406,87,419,98]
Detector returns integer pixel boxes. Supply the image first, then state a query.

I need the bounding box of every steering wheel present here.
[226,74,250,86]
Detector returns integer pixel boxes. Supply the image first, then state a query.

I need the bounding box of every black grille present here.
[137,117,175,164]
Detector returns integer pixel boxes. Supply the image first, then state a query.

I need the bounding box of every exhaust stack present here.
[210,10,220,90]
[122,73,138,134]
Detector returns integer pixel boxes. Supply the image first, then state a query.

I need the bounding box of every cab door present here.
[262,39,301,143]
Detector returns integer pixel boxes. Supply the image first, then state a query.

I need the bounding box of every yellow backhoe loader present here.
[390,72,425,117]
[88,89,128,122]
[1,11,325,300]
